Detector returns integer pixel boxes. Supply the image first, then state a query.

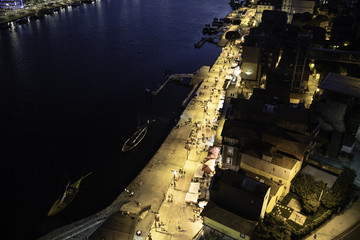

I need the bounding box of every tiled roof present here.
[219,170,270,198]
[201,201,258,235]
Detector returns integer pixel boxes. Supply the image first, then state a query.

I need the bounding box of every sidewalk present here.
[303,200,360,240]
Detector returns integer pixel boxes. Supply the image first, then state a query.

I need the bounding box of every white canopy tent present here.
[189,182,200,194]
[185,192,198,204]
[194,163,204,178]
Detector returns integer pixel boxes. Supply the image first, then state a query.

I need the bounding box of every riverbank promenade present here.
[87,56,231,239]
[38,43,239,240]
[36,8,247,240]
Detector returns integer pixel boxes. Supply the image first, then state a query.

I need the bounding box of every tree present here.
[321,168,356,209]
[253,214,292,240]
[303,193,320,214]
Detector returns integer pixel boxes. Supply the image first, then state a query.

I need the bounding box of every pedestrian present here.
[193,214,196,222]
[314,233,317,239]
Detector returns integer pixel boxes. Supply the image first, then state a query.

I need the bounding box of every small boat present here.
[16,17,28,25]
[47,172,92,216]
[122,120,154,152]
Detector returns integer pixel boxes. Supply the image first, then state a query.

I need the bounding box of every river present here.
[0,0,232,239]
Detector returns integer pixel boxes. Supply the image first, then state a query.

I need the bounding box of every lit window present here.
[226,157,233,165]
[227,146,234,155]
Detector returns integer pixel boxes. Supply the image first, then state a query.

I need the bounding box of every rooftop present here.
[215,169,270,198]
[201,201,257,236]
[243,145,299,170]
[302,165,338,188]
[319,73,360,98]
[221,119,265,139]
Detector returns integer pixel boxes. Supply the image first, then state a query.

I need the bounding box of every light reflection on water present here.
[1,0,232,238]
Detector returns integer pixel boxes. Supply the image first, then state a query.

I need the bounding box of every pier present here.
[150,74,194,96]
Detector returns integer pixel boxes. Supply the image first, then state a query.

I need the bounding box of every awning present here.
[185,192,198,204]
[202,159,216,172]
[207,153,219,159]
[189,182,200,194]
[208,146,220,154]
[198,201,208,208]
[194,164,204,178]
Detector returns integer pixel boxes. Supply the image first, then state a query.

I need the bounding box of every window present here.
[226,157,233,165]
[227,146,234,155]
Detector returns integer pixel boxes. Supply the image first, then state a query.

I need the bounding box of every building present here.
[221,91,318,168]
[222,119,265,171]
[281,0,315,23]
[240,46,262,88]
[210,169,271,220]
[243,171,285,214]
[255,0,276,23]
[201,201,257,240]
[240,143,302,195]
[242,12,287,87]
[0,0,23,10]
[312,73,360,157]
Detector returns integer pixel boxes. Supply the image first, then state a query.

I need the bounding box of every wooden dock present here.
[151,74,194,96]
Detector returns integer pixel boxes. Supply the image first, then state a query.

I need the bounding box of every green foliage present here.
[290,209,333,237]
[291,173,325,198]
[290,173,325,213]
[303,193,320,214]
[321,168,356,209]
[253,214,292,240]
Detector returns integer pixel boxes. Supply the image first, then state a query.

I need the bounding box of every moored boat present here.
[16,17,28,25]
[47,172,92,216]
[122,120,154,152]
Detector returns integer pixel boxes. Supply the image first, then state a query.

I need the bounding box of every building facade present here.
[0,0,23,10]
[281,0,315,23]
[255,0,275,23]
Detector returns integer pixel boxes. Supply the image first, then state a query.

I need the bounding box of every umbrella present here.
[208,146,220,154]
[207,152,219,159]
[202,159,216,172]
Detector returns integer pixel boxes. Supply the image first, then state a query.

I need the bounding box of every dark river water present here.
[0,0,232,239]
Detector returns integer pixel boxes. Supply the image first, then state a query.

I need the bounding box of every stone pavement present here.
[303,200,360,240]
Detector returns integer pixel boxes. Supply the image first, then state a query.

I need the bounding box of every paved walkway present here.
[303,200,360,240]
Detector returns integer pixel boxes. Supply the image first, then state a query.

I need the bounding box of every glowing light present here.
[244,69,252,75]
[309,63,315,70]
